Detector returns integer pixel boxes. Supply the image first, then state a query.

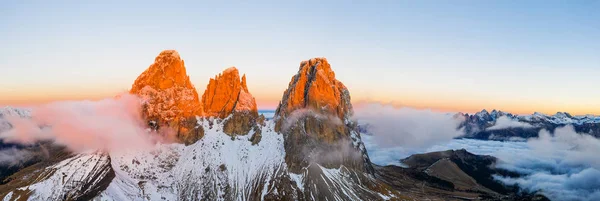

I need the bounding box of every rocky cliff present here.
[201,67,257,118]
[130,50,204,145]
[274,58,373,174]
[201,67,261,141]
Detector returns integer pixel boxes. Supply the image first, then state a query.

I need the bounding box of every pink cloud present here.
[0,94,164,153]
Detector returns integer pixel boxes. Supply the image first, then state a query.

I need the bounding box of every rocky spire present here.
[201,67,261,139]
[130,50,204,145]
[275,58,352,122]
[275,58,373,173]
[201,67,258,118]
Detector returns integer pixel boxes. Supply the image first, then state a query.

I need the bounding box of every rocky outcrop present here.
[130,50,204,145]
[201,67,260,137]
[274,58,373,174]
[275,58,352,123]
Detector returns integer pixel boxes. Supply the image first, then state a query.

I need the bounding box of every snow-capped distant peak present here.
[0,106,31,118]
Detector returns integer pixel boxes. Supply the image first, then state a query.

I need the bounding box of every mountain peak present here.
[223,66,238,74]
[155,49,180,60]
[201,67,257,118]
[201,67,259,137]
[274,57,372,174]
[554,112,573,118]
[130,50,204,145]
[131,50,193,92]
[275,57,351,121]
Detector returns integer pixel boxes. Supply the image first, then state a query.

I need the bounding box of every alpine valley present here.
[0,50,553,201]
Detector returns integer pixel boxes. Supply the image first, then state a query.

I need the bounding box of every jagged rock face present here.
[201,67,259,137]
[130,50,204,144]
[274,58,373,174]
[275,58,352,122]
[201,67,258,118]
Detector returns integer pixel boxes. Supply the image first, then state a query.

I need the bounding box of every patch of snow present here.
[378,192,392,200]
[289,172,305,192]
[2,192,13,201]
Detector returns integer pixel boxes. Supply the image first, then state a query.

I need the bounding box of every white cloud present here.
[364,121,600,200]
[487,116,534,130]
[0,94,161,153]
[280,109,342,131]
[426,126,600,201]
[0,147,35,167]
[354,103,464,165]
[491,126,600,201]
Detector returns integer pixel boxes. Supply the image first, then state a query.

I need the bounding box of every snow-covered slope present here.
[25,152,112,200]
[0,116,398,201]
[1,151,113,201]
[99,119,286,201]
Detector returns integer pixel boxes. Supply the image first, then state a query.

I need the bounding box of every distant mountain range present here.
[459,109,600,140]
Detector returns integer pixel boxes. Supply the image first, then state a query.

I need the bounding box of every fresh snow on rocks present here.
[98,119,286,201]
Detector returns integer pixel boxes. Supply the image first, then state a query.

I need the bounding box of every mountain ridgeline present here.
[0,50,547,200]
[459,109,600,140]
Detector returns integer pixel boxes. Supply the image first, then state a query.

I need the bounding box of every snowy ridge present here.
[3,152,113,201]
[99,119,287,201]
[0,107,31,118]
[519,111,600,125]
[471,109,600,125]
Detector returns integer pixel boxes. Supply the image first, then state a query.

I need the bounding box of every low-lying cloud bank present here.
[356,104,599,200]
[0,94,158,153]
[426,126,600,201]
[0,147,36,167]
[492,125,600,201]
[280,109,342,131]
[354,103,465,165]
[487,116,534,130]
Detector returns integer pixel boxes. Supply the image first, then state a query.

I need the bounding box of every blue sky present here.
[1,1,599,114]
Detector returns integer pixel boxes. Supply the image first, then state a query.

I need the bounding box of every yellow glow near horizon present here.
[3,87,599,116]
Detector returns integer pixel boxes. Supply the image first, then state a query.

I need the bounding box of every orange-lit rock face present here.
[276,58,352,121]
[130,50,204,144]
[275,58,373,173]
[201,67,258,118]
[130,50,203,121]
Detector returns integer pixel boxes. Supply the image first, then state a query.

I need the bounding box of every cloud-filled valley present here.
[359,106,600,201]
[353,103,464,149]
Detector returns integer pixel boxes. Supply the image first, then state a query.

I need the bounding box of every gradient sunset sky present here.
[1,1,599,115]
